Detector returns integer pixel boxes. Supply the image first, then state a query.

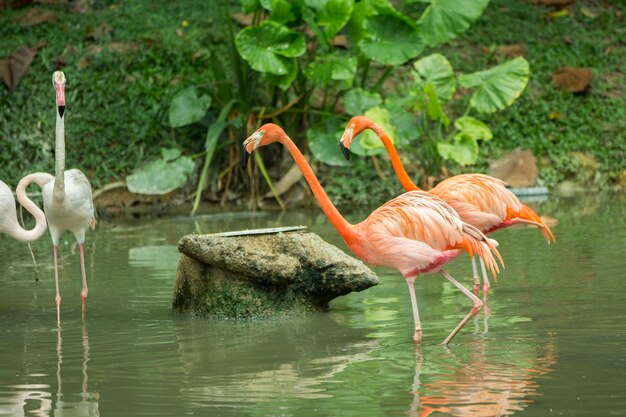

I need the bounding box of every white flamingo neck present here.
[54,111,65,201]
[12,173,51,242]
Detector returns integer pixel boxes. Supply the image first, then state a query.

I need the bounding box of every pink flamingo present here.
[243,124,503,345]
[0,173,53,242]
[43,71,96,325]
[339,116,554,296]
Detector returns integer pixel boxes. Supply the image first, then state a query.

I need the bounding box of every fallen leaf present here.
[484,43,525,58]
[85,23,112,40]
[551,67,593,93]
[71,0,89,13]
[580,6,599,19]
[0,43,46,92]
[332,34,348,48]
[548,111,564,120]
[77,55,89,69]
[231,12,253,27]
[87,42,140,55]
[542,9,569,20]
[17,8,56,25]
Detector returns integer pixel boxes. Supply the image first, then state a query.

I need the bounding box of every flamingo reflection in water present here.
[53,321,99,417]
[408,330,557,417]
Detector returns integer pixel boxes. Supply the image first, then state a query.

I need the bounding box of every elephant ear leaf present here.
[418,0,490,47]
[169,87,211,128]
[127,149,195,195]
[358,14,423,66]
[437,135,479,166]
[412,53,456,101]
[235,20,305,75]
[458,57,530,114]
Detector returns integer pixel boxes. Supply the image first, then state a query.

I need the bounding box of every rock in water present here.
[173,231,378,318]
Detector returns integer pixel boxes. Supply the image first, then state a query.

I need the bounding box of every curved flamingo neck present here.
[278,135,357,242]
[370,123,421,192]
[12,173,52,242]
[53,111,65,202]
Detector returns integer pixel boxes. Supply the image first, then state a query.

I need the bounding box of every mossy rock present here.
[172,231,378,318]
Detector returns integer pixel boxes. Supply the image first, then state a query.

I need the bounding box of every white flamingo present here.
[0,173,52,242]
[42,71,96,325]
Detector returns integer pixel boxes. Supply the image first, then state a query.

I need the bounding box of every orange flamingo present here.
[339,116,555,296]
[243,124,504,345]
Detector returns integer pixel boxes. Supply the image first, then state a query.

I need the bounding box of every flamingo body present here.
[243,123,503,344]
[42,169,94,246]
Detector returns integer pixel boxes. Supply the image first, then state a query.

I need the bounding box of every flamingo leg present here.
[53,245,61,327]
[406,277,422,344]
[440,270,483,346]
[79,243,88,318]
[479,258,491,297]
[471,256,480,295]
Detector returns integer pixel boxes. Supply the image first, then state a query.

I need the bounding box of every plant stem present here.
[254,151,285,210]
[372,66,394,92]
[360,59,371,88]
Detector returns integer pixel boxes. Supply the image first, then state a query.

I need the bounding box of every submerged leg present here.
[440,270,483,346]
[406,277,422,344]
[53,245,61,327]
[79,243,88,318]
[471,256,480,295]
[479,258,491,297]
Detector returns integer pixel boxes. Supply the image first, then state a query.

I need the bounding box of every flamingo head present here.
[52,71,66,118]
[339,115,373,160]
[242,123,286,167]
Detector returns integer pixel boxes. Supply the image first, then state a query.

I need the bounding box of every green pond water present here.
[1,193,625,417]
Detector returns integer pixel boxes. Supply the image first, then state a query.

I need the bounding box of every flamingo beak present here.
[242,144,250,168]
[54,82,65,118]
[339,141,350,161]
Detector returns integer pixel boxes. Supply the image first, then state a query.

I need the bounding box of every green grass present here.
[1,0,624,204]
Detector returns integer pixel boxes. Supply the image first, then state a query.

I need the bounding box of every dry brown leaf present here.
[16,8,56,25]
[77,55,89,70]
[85,23,112,40]
[484,43,525,58]
[106,41,139,53]
[332,34,348,48]
[231,12,253,27]
[0,43,45,92]
[71,0,90,13]
[551,67,593,93]
[1,0,34,10]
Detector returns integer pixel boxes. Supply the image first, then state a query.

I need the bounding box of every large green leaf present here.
[437,135,478,165]
[127,152,195,195]
[350,106,396,156]
[240,0,260,14]
[304,52,357,88]
[458,57,530,114]
[261,58,299,90]
[423,83,449,126]
[358,14,423,66]
[418,0,490,47]
[343,88,382,115]
[412,53,456,101]
[307,118,350,166]
[235,20,306,75]
[306,0,354,40]
[454,116,492,141]
[269,0,297,24]
[168,87,211,128]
